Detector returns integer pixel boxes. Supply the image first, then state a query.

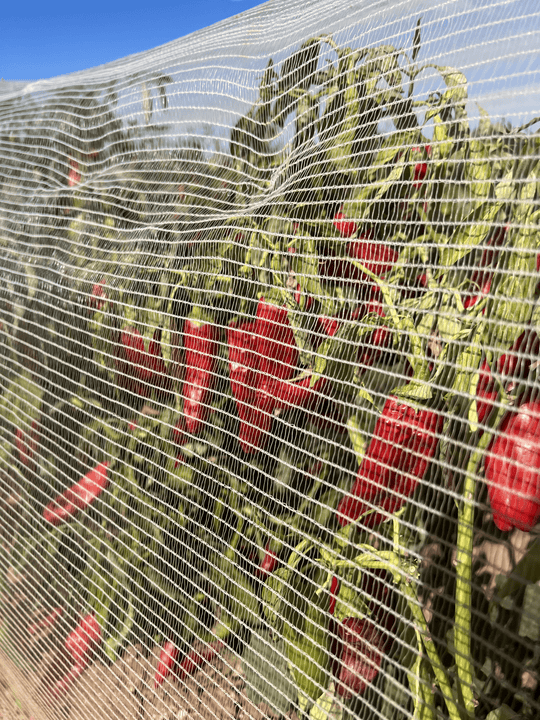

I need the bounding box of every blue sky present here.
[1,0,267,81]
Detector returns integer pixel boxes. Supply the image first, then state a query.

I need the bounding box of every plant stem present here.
[400,579,465,720]
[454,460,478,718]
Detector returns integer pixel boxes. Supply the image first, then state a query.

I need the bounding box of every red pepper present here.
[329,576,340,617]
[43,461,109,526]
[462,271,491,310]
[357,299,391,370]
[116,326,172,398]
[154,639,180,688]
[347,235,398,278]
[462,226,507,309]
[68,159,81,187]
[319,252,365,288]
[498,330,539,382]
[476,331,539,425]
[89,278,107,311]
[316,315,340,339]
[228,321,273,453]
[336,619,386,699]
[50,662,85,700]
[485,399,540,532]
[337,397,442,527]
[149,328,174,402]
[411,144,431,189]
[172,416,187,447]
[183,315,217,435]
[256,544,278,579]
[116,326,152,394]
[177,639,224,680]
[333,212,357,238]
[65,614,101,667]
[228,300,323,453]
[28,607,63,636]
[15,419,39,467]
[255,299,298,384]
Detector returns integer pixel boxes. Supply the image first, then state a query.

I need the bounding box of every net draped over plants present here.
[1,0,540,718]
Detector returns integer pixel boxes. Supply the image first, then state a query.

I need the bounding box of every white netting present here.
[1,1,540,719]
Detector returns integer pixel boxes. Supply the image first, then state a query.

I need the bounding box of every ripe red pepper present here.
[65,614,101,667]
[183,315,217,435]
[347,235,398,278]
[172,416,187,447]
[336,619,386,699]
[115,326,152,396]
[15,419,39,467]
[333,212,357,238]
[89,278,107,311]
[255,299,298,384]
[316,315,340,339]
[498,330,539,384]
[228,300,324,453]
[43,461,109,526]
[337,397,442,527]
[68,159,81,187]
[50,662,85,700]
[228,320,273,453]
[319,252,365,288]
[462,271,491,310]
[485,399,540,532]
[255,544,278,579]
[411,144,431,189]
[28,606,63,635]
[148,328,174,402]
[476,332,539,425]
[116,326,172,400]
[154,639,180,688]
[177,639,224,680]
[462,225,507,309]
[329,576,340,617]
[357,299,392,370]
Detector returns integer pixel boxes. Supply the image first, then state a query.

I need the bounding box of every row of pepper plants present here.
[1,19,540,720]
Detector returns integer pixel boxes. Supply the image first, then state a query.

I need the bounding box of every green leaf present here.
[347,414,368,465]
[243,628,297,714]
[437,298,462,341]
[519,582,540,641]
[439,200,504,267]
[430,113,452,161]
[486,705,520,720]
[333,581,370,622]
[489,273,536,348]
[437,66,468,105]
[465,139,492,197]
[310,685,341,720]
[391,380,432,402]
[313,322,358,391]
[261,565,290,631]
[412,17,422,64]
[497,538,540,599]
[446,325,484,403]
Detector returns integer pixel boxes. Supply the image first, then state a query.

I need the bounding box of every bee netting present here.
[0,0,540,718]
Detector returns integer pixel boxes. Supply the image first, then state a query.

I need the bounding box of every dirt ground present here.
[0,640,283,720]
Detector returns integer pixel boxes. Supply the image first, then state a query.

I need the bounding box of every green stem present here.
[454,407,505,718]
[349,260,430,380]
[400,579,464,720]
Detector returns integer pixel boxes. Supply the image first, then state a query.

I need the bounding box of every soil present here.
[0,639,284,720]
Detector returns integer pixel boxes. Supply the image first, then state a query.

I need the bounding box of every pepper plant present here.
[0,17,540,720]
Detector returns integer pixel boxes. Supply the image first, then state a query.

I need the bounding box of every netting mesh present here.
[1,1,540,718]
